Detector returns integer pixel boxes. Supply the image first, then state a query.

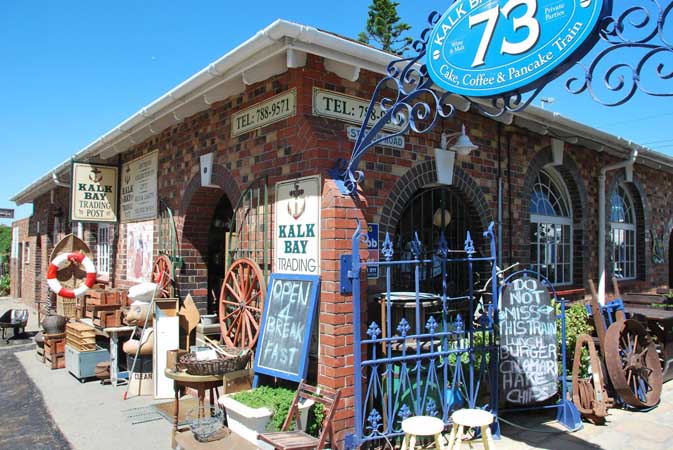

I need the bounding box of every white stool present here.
[400,415,445,450]
[447,409,495,450]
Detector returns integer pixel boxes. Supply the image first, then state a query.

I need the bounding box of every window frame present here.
[610,184,637,281]
[97,224,111,276]
[529,168,574,286]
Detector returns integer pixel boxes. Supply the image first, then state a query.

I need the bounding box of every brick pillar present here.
[319,179,369,446]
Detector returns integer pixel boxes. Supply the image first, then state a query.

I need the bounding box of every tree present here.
[0,225,10,258]
[358,0,413,56]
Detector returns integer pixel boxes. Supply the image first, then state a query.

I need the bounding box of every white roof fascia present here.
[12,19,673,204]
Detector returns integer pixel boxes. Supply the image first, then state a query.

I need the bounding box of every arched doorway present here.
[207,195,233,313]
[393,186,483,296]
[181,187,234,314]
[669,231,673,288]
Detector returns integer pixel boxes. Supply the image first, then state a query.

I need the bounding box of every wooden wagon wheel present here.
[151,255,174,298]
[604,318,663,408]
[219,258,266,350]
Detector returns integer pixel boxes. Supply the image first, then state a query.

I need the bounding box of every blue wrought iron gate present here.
[344,220,500,447]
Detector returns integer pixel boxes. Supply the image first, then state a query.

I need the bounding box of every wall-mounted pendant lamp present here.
[434,124,479,185]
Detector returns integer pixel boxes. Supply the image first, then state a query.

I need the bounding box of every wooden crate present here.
[66,336,97,352]
[46,352,65,370]
[44,333,66,354]
[56,297,77,318]
[66,322,96,339]
[84,289,122,306]
[85,303,121,320]
[93,310,122,328]
[65,345,109,381]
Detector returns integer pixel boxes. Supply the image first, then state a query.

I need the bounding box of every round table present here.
[164,369,223,449]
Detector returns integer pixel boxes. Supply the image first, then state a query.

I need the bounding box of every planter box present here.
[219,393,314,450]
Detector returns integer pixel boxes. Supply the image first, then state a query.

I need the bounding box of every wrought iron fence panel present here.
[349,221,499,447]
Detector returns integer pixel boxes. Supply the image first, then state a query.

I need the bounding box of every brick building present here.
[10,20,673,444]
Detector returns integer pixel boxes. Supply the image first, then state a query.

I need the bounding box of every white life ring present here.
[47,252,97,298]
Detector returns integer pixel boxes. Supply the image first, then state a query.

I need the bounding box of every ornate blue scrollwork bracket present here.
[334,2,673,196]
[566,1,673,107]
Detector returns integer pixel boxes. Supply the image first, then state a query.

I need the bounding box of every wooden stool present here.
[400,416,445,450]
[447,409,495,450]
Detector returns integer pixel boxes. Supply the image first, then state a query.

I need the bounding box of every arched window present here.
[610,184,637,279]
[394,187,481,296]
[530,169,573,285]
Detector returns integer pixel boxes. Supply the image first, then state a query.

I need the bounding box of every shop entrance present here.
[207,195,233,314]
[393,186,483,297]
[669,231,673,288]
[16,243,22,298]
[181,187,232,314]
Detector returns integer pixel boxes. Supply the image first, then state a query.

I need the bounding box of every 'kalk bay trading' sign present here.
[427,0,610,97]
[70,162,118,223]
[275,175,321,275]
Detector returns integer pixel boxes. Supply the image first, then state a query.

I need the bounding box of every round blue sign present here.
[427,0,610,97]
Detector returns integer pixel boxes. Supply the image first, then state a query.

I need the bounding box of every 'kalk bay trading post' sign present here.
[275,175,321,275]
[70,162,118,223]
[427,0,610,97]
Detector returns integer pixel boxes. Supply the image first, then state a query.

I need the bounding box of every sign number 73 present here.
[469,0,540,67]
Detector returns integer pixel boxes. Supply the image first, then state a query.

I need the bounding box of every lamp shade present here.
[433,208,452,228]
[449,124,478,156]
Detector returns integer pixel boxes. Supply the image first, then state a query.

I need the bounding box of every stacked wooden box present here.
[80,289,127,328]
[66,322,96,351]
[44,333,66,369]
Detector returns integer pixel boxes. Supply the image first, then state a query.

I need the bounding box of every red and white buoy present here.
[47,252,97,298]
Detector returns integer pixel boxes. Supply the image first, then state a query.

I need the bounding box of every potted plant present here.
[558,301,594,393]
[219,386,322,449]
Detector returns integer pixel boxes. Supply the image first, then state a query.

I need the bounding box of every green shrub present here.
[0,274,9,296]
[557,301,593,377]
[231,386,324,436]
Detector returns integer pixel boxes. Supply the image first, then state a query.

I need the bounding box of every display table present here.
[165,369,223,449]
[102,326,136,386]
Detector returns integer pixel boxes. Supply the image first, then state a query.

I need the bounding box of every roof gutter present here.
[12,19,673,205]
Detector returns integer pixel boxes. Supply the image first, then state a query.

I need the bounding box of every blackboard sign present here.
[254,274,320,382]
[499,277,558,405]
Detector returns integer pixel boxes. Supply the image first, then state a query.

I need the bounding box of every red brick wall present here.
[18,53,673,445]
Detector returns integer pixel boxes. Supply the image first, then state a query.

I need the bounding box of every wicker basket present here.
[57,297,77,319]
[179,348,251,376]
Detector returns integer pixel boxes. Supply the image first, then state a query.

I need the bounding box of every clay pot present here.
[42,314,67,334]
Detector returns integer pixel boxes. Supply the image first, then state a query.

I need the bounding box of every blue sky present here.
[1,1,671,226]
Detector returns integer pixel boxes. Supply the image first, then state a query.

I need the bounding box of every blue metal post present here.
[351,220,363,447]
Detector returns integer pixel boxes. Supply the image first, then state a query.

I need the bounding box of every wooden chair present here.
[257,380,341,450]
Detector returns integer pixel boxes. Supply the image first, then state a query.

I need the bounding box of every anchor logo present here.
[124,165,131,185]
[287,183,305,220]
[89,167,103,183]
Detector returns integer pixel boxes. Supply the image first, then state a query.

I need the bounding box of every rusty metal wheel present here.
[151,255,174,298]
[604,318,663,408]
[219,258,266,350]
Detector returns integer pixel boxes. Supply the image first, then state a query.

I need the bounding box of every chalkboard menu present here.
[499,277,558,405]
[254,274,320,382]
